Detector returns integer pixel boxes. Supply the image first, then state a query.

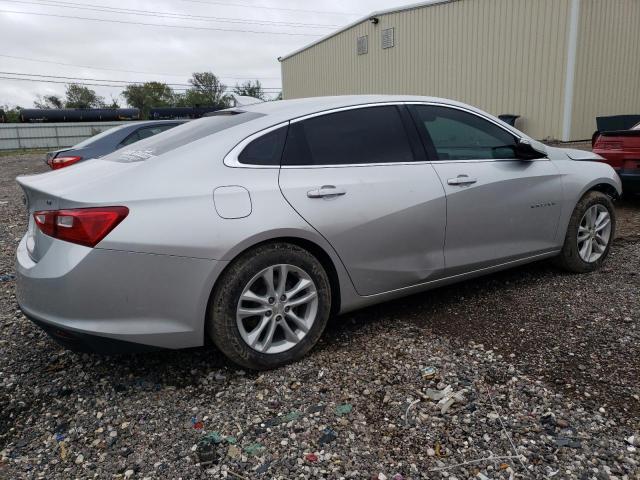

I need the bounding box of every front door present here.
[409,104,562,274]
[278,105,447,296]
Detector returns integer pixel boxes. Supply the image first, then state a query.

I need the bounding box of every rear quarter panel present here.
[54,128,362,315]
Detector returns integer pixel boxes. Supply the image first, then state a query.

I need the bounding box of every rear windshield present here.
[106,111,264,162]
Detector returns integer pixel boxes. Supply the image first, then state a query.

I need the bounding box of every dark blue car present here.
[46,120,185,169]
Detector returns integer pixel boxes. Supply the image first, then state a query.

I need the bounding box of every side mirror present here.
[515,138,546,160]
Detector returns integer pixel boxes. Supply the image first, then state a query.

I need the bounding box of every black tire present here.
[207,242,331,370]
[555,191,616,273]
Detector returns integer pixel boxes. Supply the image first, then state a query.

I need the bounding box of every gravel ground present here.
[0,154,638,479]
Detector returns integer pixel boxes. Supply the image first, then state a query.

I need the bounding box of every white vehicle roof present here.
[238,95,528,139]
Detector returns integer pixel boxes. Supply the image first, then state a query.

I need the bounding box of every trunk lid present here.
[17,159,139,262]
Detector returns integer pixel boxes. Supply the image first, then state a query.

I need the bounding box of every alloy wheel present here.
[577,204,611,263]
[236,264,319,354]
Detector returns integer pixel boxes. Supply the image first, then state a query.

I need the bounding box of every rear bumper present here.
[26,315,162,354]
[16,235,227,352]
[619,171,640,194]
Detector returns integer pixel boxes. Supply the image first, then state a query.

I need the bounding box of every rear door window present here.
[282,105,415,166]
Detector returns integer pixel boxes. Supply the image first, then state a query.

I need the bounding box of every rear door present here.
[278,104,446,296]
[409,104,562,275]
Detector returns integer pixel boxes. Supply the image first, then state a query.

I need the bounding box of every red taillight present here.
[48,156,82,170]
[624,160,640,171]
[33,207,129,247]
[596,141,623,151]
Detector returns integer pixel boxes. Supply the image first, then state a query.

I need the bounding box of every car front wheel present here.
[207,242,331,370]
[556,191,616,273]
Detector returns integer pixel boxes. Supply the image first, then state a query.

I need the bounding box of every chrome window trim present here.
[420,158,549,164]
[226,102,546,168]
[289,102,406,124]
[279,157,547,169]
[290,101,522,139]
[281,161,432,170]
[403,101,523,139]
[223,121,289,169]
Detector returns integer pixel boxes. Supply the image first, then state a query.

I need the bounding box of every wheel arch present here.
[204,233,346,342]
[272,236,342,317]
[586,181,620,200]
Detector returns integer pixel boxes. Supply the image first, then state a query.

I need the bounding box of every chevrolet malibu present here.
[16,96,621,369]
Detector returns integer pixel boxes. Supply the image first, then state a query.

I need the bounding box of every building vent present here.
[357,35,368,55]
[381,27,395,49]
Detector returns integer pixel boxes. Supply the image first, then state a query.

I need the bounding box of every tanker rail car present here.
[20,108,140,123]
[149,106,220,120]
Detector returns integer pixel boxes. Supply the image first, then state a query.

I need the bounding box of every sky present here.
[0,0,415,108]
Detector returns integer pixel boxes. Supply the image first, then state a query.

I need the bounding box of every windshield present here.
[105,111,264,162]
[72,124,129,148]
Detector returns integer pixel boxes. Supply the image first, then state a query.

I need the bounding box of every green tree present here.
[171,92,189,107]
[121,82,175,118]
[64,84,104,109]
[34,94,63,109]
[233,80,266,100]
[106,95,120,109]
[1,104,22,122]
[183,72,229,108]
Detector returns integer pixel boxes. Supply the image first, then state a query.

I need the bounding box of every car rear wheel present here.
[556,191,616,273]
[207,242,331,370]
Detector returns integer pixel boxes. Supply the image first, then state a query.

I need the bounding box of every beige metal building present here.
[279,0,640,142]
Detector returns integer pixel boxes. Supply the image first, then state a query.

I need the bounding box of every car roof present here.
[234,95,526,138]
[105,95,530,162]
[239,95,487,121]
[129,120,187,128]
[98,120,187,134]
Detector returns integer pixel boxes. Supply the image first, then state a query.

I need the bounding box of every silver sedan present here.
[16,95,621,369]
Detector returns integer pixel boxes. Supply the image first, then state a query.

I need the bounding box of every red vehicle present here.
[592,122,640,195]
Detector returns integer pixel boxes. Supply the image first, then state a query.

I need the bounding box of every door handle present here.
[307,185,347,198]
[447,175,477,186]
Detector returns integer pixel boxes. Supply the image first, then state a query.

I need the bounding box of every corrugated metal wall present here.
[0,122,129,151]
[571,0,640,140]
[281,0,572,140]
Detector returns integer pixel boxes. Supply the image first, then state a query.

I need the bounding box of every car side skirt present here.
[339,249,560,314]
